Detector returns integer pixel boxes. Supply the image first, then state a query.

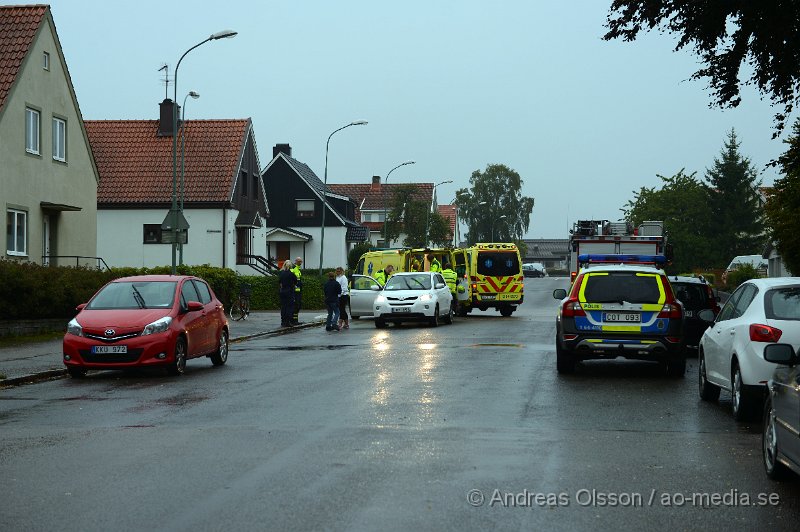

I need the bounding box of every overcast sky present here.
[45,0,788,239]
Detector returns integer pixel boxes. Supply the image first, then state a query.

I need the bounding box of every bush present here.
[348,241,373,271]
[725,264,759,291]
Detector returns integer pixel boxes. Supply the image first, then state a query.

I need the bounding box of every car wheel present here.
[698,352,720,401]
[374,319,387,329]
[167,337,187,376]
[556,335,576,374]
[443,304,454,324]
[763,397,789,480]
[500,306,513,317]
[67,367,87,379]
[429,305,440,327]
[210,329,228,366]
[732,363,755,422]
[666,356,686,378]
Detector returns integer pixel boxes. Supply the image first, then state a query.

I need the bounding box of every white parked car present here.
[372,271,453,328]
[699,277,800,421]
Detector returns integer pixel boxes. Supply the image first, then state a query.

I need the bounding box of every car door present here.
[771,362,800,464]
[179,279,208,355]
[434,273,451,312]
[704,285,746,386]
[706,284,757,388]
[349,275,381,317]
[192,279,219,353]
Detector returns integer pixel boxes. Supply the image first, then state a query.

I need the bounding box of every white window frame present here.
[296,199,315,218]
[43,51,50,70]
[52,117,66,162]
[25,108,40,154]
[6,209,28,256]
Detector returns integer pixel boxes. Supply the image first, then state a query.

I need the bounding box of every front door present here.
[276,242,290,267]
[42,215,51,266]
[236,227,251,264]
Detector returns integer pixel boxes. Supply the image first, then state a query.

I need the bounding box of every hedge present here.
[0,260,331,320]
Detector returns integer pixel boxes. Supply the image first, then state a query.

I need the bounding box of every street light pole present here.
[425,179,453,247]
[178,90,199,266]
[170,29,236,275]
[382,160,416,247]
[318,120,368,275]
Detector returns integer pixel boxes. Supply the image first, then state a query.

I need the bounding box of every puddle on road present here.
[237,345,359,352]
[469,343,524,348]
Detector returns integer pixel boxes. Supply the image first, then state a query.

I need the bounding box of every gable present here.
[0,5,46,116]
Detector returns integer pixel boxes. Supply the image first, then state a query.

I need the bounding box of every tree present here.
[383,185,451,248]
[604,1,800,136]
[347,241,373,271]
[704,129,764,266]
[622,169,715,273]
[765,118,800,275]
[455,164,535,244]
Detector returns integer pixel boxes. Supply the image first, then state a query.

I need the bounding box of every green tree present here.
[348,241,373,271]
[384,185,450,248]
[604,1,800,136]
[765,118,800,275]
[623,169,714,273]
[704,129,764,266]
[455,164,534,244]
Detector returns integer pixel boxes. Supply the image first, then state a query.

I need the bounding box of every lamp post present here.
[178,90,199,266]
[381,160,416,247]
[425,179,453,247]
[318,120,368,275]
[169,29,237,275]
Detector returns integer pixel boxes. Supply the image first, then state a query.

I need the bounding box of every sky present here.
[43,0,789,239]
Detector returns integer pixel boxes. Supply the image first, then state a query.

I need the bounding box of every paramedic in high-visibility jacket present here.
[290,257,303,325]
[441,262,458,315]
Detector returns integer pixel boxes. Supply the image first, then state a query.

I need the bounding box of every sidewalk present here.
[0,310,326,387]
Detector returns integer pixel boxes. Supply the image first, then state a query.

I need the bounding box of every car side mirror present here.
[763,343,798,366]
[370,285,381,291]
[697,309,715,323]
[553,288,567,300]
[187,301,204,312]
[435,283,446,289]
[76,303,87,311]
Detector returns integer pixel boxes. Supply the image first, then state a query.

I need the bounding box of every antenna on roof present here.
[158,63,170,99]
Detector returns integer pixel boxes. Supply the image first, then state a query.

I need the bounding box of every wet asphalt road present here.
[1,277,798,531]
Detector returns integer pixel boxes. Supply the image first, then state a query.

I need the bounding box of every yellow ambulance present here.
[461,243,524,317]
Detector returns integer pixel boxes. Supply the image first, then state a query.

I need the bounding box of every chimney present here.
[370,175,381,191]
[157,98,180,137]
[273,143,291,158]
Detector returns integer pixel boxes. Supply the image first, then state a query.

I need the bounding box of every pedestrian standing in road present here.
[335,266,350,330]
[290,256,303,325]
[324,271,342,332]
[278,261,297,327]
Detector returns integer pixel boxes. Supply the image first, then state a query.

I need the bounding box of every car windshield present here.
[582,272,662,304]
[477,252,520,276]
[384,274,431,291]
[87,281,177,309]
[765,287,800,321]
[672,282,708,311]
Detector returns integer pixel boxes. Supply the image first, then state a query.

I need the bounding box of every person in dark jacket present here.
[278,261,297,327]
[323,271,342,331]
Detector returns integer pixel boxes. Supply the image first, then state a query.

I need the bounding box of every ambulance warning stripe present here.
[477,276,523,293]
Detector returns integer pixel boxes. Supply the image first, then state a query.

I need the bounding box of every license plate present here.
[481,295,496,300]
[685,310,694,317]
[603,312,641,323]
[498,293,519,300]
[91,345,127,354]
[392,307,410,313]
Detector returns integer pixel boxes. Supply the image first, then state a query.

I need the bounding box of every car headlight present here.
[419,293,433,302]
[375,295,386,304]
[141,316,172,336]
[66,318,83,337]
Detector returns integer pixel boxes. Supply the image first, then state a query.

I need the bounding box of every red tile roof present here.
[84,119,250,205]
[437,204,458,236]
[328,182,434,225]
[0,5,47,114]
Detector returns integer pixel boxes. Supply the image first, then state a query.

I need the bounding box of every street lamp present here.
[169,29,237,275]
[382,160,416,247]
[318,120,368,275]
[425,179,453,247]
[492,215,508,241]
[178,90,199,266]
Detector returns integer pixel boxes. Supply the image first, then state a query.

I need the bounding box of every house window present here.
[43,51,50,70]
[52,117,66,162]
[241,170,248,197]
[25,108,39,154]
[252,175,258,201]
[6,209,27,255]
[143,224,162,244]
[296,199,315,218]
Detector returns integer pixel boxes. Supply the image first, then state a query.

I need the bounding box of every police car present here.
[552,254,686,376]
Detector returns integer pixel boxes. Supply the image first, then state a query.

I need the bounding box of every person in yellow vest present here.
[427,253,441,272]
[290,257,303,325]
[374,264,394,286]
[410,258,422,272]
[441,262,458,315]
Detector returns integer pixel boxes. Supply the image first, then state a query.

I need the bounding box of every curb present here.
[0,320,325,389]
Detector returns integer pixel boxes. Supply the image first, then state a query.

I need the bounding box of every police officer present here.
[374,264,394,286]
[290,256,303,325]
[278,260,296,327]
[441,262,458,315]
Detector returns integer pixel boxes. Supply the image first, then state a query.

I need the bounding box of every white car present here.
[372,271,453,328]
[699,277,800,421]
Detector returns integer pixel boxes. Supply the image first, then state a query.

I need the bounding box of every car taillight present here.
[657,303,682,319]
[562,298,585,318]
[750,324,782,343]
[570,271,577,282]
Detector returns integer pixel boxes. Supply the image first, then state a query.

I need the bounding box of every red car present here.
[63,275,229,377]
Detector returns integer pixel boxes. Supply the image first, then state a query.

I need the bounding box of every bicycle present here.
[229,283,251,321]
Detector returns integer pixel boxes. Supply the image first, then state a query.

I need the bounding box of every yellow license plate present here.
[498,293,520,300]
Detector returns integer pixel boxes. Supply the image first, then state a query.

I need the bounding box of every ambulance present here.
[461,243,524,317]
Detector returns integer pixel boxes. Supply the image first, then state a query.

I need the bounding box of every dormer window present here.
[43,51,49,71]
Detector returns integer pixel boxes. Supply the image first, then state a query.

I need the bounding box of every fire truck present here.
[568,220,669,279]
